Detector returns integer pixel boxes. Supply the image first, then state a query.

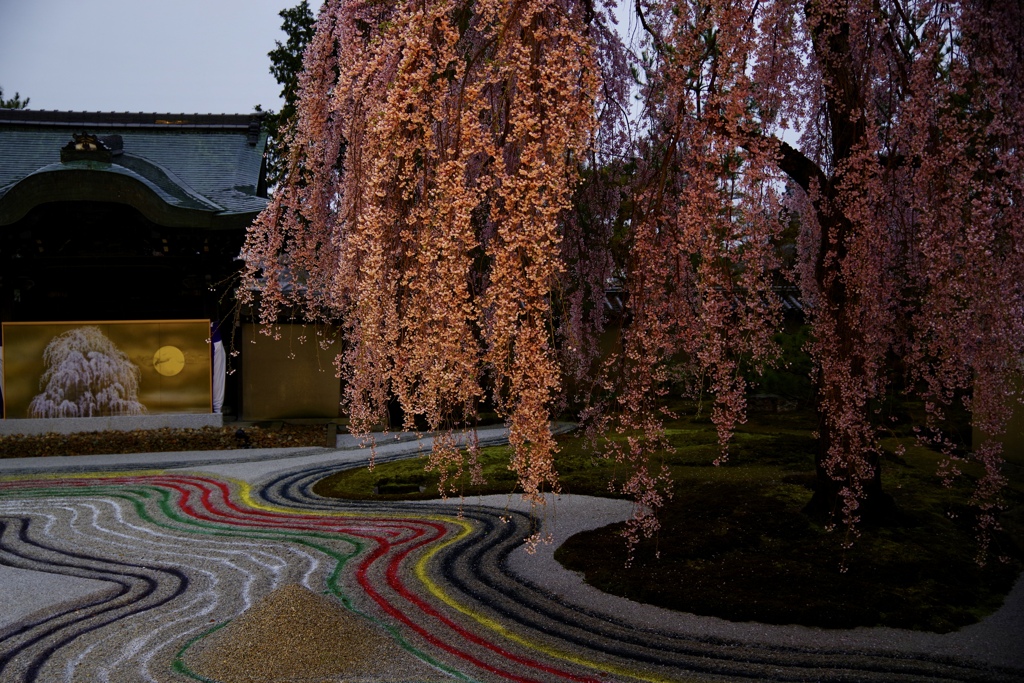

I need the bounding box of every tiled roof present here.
[0,110,268,227]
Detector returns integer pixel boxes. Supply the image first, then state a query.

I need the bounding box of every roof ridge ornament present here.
[60,132,123,163]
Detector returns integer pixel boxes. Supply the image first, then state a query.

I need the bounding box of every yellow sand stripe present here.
[232,480,460,526]
[413,524,691,683]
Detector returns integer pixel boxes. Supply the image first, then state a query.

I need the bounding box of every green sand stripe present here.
[3,480,476,681]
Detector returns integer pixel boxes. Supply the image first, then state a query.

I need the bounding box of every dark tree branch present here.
[634,0,667,56]
[889,0,921,50]
[805,0,866,165]
[777,140,828,193]
[708,112,828,194]
[874,0,911,90]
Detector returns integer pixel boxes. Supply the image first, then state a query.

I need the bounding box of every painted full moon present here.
[153,345,186,376]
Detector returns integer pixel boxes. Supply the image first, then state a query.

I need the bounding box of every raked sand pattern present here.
[1,432,1022,683]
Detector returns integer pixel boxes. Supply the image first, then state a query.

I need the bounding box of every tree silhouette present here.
[262,1,317,189]
[0,87,30,109]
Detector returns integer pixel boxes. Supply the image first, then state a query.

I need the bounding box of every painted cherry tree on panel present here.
[29,326,146,418]
[242,0,1022,554]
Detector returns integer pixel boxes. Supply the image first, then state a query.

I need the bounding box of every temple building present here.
[0,109,343,425]
[0,109,268,323]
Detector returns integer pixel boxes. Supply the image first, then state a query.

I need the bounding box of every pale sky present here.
[1,1,637,116]
[0,0,324,114]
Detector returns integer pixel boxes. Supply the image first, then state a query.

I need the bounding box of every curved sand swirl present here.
[0,434,1020,683]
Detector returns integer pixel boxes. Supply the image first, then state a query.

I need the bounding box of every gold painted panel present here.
[241,323,341,420]
[2,320,211,418]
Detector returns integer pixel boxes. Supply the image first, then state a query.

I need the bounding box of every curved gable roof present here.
[0,110,268,228]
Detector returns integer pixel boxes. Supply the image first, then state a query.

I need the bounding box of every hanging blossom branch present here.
[608,0,790,554]
[240,0,615,502]
[239,0,1023,564]
[627,0,1023,561]
[896,0,1024,561]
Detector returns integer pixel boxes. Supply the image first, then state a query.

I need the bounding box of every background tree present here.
[0,87,29,109]
[262,1,317,189]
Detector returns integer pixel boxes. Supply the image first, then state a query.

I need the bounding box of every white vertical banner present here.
[211,324,226,414]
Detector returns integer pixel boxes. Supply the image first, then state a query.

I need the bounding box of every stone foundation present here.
[0,413,223,437]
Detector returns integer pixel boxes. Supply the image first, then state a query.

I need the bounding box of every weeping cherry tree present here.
[242,0,1023,557]
[622,0,1023,552]
[241,0,625,500]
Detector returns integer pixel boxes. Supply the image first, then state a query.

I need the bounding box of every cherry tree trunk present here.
[804,402,898,525]
[800,200,898,525]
